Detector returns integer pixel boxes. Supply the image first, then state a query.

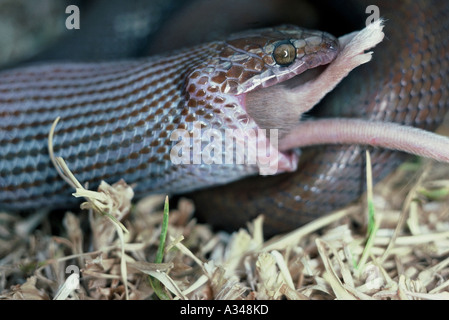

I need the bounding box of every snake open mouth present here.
[220,20,386,175]
[245,65,329,138]
[243,20,386,148]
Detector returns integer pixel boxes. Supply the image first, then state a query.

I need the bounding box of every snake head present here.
[181,25,341,175]
[201,25,340,96]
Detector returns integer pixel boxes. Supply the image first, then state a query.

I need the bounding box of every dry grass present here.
[1,153,449,300]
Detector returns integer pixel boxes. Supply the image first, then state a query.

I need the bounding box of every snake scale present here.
[1,0,449,235]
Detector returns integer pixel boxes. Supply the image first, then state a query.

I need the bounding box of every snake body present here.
[1,0,449,235]
[0,25,337,210]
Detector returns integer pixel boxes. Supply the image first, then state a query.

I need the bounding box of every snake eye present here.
[273,42,296,66]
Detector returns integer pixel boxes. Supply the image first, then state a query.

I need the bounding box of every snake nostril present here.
[328,43,338,52]
[322,39,340,63]
[325,39,339,52]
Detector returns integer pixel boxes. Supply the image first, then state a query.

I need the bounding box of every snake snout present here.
[320,32,340,62]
